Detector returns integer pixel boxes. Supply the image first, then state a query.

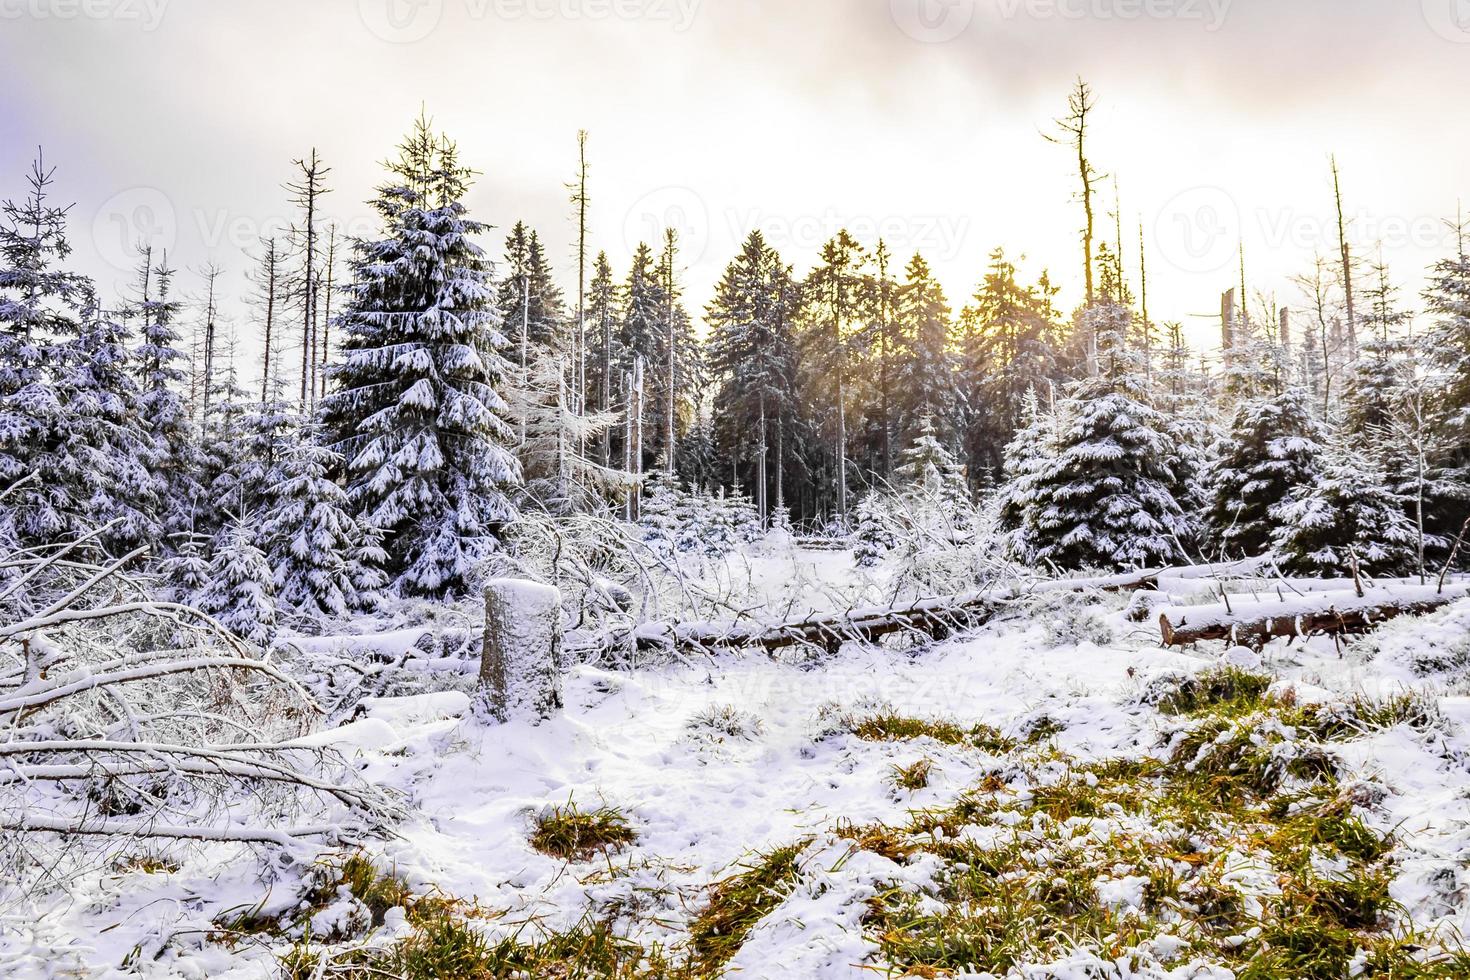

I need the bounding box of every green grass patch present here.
[891,758,933,791]
[688,841,809,974]
[1149,666,1275,717]
[529,803,639,862]
[844,711,1016,752]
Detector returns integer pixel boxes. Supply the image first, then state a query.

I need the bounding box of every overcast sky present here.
[2,0,1467,362]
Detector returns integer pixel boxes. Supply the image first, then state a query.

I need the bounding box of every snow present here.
[10,556,1470,977]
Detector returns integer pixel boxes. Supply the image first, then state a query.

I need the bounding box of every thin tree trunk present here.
[1332,155,1357,357]
[261,241,276,406]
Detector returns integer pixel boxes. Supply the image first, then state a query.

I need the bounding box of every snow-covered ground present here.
[7,558,1470,978]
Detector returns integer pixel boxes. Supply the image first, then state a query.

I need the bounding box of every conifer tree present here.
[1205,386,1326,561]
[852,491,897,568]
[801,231,867,525]
[998,295,1189,572]
[197,518,277,646]
[586,251,619,463]
[961,249,1063,482]
[261,432,385,620]
[1272,446,1418,577]
[498,222,565,354]
[892,253,961,451]
[638,466,685,557]
[707,232,804,519]
[133,254,205,550]
[896,407,966,487]
[66,293,154,546]
[320,116,520,597]
[0,153,91,544]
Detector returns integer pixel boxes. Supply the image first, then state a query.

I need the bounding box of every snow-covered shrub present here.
[1356,599,1470,679]
[685,704,764,743]
[0,528,396,888]
[1036,592,1117,648]
[851,492,898,568]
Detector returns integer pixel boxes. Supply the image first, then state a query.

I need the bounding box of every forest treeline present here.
[2,88,1468,636]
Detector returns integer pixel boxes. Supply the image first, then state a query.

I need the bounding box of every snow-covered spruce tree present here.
[0,154,94,546]
[698,488,743,558]
[319,117,519,597]
[1271,445,1418,578]
[261,431,386,621]
[196,518,277,646]
[233,379,300,513]
[1423,225,1470,556]
[999,285,1191,572]
[160,532,211,603]
[638,466,685,557]
[198,352,256,529]
[706,231,805,518]
[893,253,963,449]
[498,221,565,352]
[725,487,763,544]
[994,387,1058,557]
[132,254,205,551]
[895,414,969,528]
[65,294,155,548]
[852,491,898,568]
[1205,385,1327,561]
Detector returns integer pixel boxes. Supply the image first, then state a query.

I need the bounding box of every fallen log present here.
[574,558,1269,659]
[1159,584,1470,647]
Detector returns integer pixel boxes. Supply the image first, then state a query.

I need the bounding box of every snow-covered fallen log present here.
[567,558,1276,659]
[1158,583,1470,647]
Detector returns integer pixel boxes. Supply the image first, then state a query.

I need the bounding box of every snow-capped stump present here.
[479,578,564,723]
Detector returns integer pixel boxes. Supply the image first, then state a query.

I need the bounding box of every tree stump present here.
[480,579,563,723]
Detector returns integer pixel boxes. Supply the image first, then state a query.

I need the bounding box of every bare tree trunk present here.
[757,393,768,525]
[319,227,336,401]
[1332,155,1357,357]
[1049,78,1101,306]
[260,240,277,406]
